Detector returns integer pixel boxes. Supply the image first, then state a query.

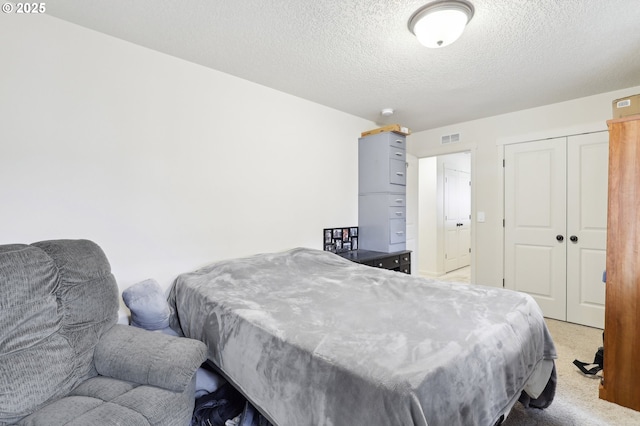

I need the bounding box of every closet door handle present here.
[396,172,404,176]
[556,235,564,242]
[570,235,578,243]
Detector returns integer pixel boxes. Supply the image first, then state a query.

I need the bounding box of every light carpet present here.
[504,319,640,426]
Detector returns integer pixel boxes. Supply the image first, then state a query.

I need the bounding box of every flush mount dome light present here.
[408,0,474,48]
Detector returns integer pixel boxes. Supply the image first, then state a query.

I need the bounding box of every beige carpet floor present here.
[420,266,471,283]
[504,319,640,425]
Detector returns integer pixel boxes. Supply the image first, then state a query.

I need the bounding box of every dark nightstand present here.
[338,249,411,274]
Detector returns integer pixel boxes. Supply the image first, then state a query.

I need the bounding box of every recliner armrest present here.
[94,324,207,392]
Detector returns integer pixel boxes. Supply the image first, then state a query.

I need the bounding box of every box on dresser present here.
[361,124,411,137]
[612,94,640,118]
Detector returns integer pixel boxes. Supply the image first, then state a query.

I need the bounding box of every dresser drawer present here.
[369,255,401,269]
[389,135,406,150]
[388,206,406,219]
[389,218,406,244]
[389,147,406,161]
[339,250,411,275]
[389,159,406,186]
[388,194,406,207]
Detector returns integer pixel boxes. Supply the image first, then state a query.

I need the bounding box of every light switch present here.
[477,211,485,223]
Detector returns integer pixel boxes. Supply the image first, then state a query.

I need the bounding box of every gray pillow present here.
[122,279,170,330]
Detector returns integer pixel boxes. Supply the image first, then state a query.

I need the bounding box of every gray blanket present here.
[168,248,556,426]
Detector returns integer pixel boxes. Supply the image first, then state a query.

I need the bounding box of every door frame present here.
[411,145,477,283]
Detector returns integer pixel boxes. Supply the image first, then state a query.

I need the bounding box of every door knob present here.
[570,235,578,243]
[556,235,564,242]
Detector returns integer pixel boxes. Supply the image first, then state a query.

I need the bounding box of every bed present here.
[168,248,556,426]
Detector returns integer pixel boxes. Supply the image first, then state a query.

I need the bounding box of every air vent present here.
[441,133,461,144]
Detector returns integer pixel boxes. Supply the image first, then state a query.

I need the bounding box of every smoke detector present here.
[381,108,394,117]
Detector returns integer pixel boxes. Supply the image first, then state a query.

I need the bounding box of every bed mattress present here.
[168,248,556,426]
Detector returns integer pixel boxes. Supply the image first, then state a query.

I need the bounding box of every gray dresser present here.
[358,131,407,252]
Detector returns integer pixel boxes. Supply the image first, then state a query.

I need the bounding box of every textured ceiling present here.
[46,0,640,132]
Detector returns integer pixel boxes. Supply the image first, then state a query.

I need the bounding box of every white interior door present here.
[444,168,471,272]
[444,167,459,272]
[504,138,567,321]
[566,132,608,328]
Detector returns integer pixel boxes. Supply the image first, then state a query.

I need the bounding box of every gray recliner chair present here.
[0,239,207,425]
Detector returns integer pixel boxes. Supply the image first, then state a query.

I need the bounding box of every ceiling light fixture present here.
[408,0,474,48]
[381,108,394,117]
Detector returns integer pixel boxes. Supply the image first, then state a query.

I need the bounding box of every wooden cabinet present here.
[599,115,640,411]
[358,132,407,252]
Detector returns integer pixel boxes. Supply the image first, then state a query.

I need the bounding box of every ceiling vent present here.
[441,133,461,144]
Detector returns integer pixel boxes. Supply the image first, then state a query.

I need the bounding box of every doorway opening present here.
[418,151,472,281]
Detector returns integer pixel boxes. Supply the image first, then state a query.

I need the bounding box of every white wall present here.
[3,16,638,297]
[0,15,373,296]
[407,84,640,287]
[418,157,437,274]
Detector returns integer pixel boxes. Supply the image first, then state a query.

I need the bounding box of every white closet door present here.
[566,132,608,328]
[504,138,567,321]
